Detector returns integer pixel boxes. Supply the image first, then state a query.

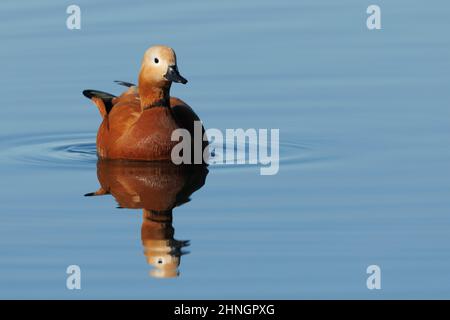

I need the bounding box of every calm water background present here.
[0,0,449,298]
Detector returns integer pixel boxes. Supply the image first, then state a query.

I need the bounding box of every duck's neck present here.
[138,81,171,111]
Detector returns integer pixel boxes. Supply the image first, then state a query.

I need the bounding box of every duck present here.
[83,45,208,162]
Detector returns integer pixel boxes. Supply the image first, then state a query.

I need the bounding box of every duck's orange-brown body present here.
[96,89,189,161]
[83,45,206,162]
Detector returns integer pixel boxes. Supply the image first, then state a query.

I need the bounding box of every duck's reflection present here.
[86,160,208,278]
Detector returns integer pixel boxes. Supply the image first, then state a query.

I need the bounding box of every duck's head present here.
[139,45,187,88]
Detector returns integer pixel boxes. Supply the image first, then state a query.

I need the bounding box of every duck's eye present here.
[154,57,159,64]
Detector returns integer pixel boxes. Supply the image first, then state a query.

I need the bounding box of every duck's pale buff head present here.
[139,45,187,88]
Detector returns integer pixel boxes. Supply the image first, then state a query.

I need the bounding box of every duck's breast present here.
[112,107,180,160]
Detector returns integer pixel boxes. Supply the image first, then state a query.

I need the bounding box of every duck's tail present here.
[82,89,116,118]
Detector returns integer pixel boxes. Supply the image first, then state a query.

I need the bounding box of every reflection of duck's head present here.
[86,160,208,278]
[142,209,189,278]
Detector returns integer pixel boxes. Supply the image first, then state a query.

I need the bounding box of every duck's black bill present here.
[164,65,188,84]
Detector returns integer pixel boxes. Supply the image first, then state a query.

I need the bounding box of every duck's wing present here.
[104,89,142,135]
[170,97,205,137]
[170,97,209,164]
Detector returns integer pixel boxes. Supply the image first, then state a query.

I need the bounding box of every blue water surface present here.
[0,0,449,299]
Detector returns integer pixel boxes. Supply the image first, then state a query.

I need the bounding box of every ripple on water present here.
[0,132,97,169]
[0,132,325,171]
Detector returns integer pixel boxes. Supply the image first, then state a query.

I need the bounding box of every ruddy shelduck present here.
[83,45,207,162]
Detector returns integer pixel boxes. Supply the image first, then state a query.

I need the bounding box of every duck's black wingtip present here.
[114,80,136,87]
[82,89,96,99]
[82,89,116,100]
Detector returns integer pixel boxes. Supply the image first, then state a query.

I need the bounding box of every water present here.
[0,0,449,299]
